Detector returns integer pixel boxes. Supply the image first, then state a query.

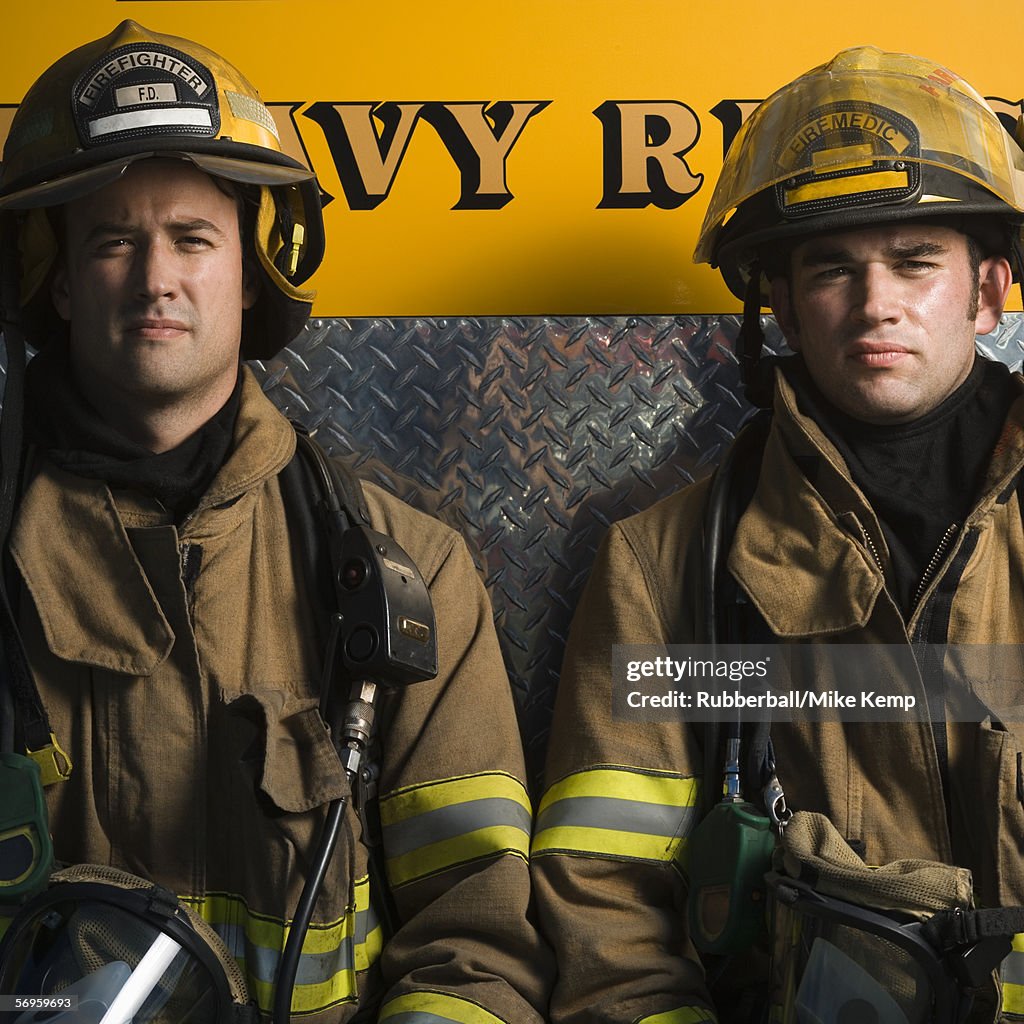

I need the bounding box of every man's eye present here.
[817,266,848,280]
[178,235,211,249]
[97,238,132,253]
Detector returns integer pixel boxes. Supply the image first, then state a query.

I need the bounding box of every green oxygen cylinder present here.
[686,731,780,955]
[0,753,53,903]
[686,796,775,954]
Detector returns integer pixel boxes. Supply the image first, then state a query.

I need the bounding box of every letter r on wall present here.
[595,100,703,209]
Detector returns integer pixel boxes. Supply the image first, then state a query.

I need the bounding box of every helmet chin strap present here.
[1012,233,1024,318]
[738,263,774,409]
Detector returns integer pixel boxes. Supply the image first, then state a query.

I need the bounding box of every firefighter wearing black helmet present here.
[533,47,1024,1023]
[0,21,552,1023]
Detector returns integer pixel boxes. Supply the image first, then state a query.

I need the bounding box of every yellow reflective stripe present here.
[783,169,909,207]
[379,989,509,1024]
[536,765,699,811]
[387,825,530,887]
[532,765,699,863]
[380,772,532,887]
[359,921,384,974]
[636,1008,717,1024]
[181,875,382,1015]
[539,826,685,862]
[1002,935,1024,1014]
[1004,984,1024,1015]
[381,771,531,823]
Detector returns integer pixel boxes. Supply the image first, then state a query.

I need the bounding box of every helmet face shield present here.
[695,47,1024,298]
[0,869,252,1024]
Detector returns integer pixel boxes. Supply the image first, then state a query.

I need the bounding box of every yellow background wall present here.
[3,1,1022,314]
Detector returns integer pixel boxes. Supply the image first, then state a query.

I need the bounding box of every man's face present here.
[52,159,257,419]
[770,223,1012,424]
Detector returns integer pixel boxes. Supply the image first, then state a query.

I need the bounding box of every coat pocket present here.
[203,688,370,1017]
[209,687,355,902]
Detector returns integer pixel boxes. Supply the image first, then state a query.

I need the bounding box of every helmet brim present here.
[0,148,314,211]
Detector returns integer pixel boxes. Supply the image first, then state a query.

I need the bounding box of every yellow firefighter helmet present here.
[0,20,325,358]
[695,46,1024,301]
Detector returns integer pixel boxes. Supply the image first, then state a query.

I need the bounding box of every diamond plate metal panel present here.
[254,313,1024,784]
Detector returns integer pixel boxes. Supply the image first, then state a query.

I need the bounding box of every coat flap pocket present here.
[227,690,348,813]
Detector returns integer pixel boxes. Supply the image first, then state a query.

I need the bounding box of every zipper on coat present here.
[911,524,981,860]
[910,523,960,614]
[861,528,883,574]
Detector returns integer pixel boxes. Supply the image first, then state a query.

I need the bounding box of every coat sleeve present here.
[372,527,554,1024]
[531,498,718,1024]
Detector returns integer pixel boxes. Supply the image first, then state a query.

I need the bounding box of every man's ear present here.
[50,264,71,322]
[974,255,1012,336]
[242,261,260,311]
[769,275,800,351]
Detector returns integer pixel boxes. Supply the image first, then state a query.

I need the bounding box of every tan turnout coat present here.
[10,369,551,1023]
[533,365,1024,1023]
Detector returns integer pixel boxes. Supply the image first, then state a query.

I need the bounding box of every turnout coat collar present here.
[728,366,1024,640]
[10,367,295,674]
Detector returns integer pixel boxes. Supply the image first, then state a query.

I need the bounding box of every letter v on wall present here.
[300,102,425,210]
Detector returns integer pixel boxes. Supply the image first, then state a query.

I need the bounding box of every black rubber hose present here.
[272,795,348,1024]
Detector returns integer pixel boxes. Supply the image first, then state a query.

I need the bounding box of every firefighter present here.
[0,21,552,1022]
[532,47,1024,1022]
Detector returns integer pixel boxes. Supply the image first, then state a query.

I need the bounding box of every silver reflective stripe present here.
[355,897,379,946]
[1003,948,1024,986]
[87,107,213,138]
[212,922,352,986]
[383,797,532,856]
[535,794,695,837]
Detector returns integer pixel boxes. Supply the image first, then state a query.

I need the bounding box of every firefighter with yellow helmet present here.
[0,21,552,1023]
[533,47,1024,1023]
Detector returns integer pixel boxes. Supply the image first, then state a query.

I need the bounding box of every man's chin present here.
[826,378,926,425]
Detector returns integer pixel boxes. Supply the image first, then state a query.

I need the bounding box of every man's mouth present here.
[847,341,910,366]
[125,318,189,338]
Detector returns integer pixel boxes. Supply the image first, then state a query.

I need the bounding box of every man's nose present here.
[853,264,902,325]
[134,241,178,301]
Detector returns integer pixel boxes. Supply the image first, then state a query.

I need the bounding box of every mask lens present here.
[772,895,941,1024]
[0,898,220,1024]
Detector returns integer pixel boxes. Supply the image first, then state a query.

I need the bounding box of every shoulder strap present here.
[278,426,372,638]
[698,411,773,816]
[279,425,403,938]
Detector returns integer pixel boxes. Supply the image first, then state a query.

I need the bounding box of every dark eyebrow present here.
[884,241,948,260]
[798,246,853,267]
[81,218,227,244]
[798,239,949,267]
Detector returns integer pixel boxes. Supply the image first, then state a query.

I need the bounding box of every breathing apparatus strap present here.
[0,221,68,780]
[738,265,775,410]
[922,906,1024,955]
[699,409,773,816]
[278,426,398,924]
[921,905,1024,991]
